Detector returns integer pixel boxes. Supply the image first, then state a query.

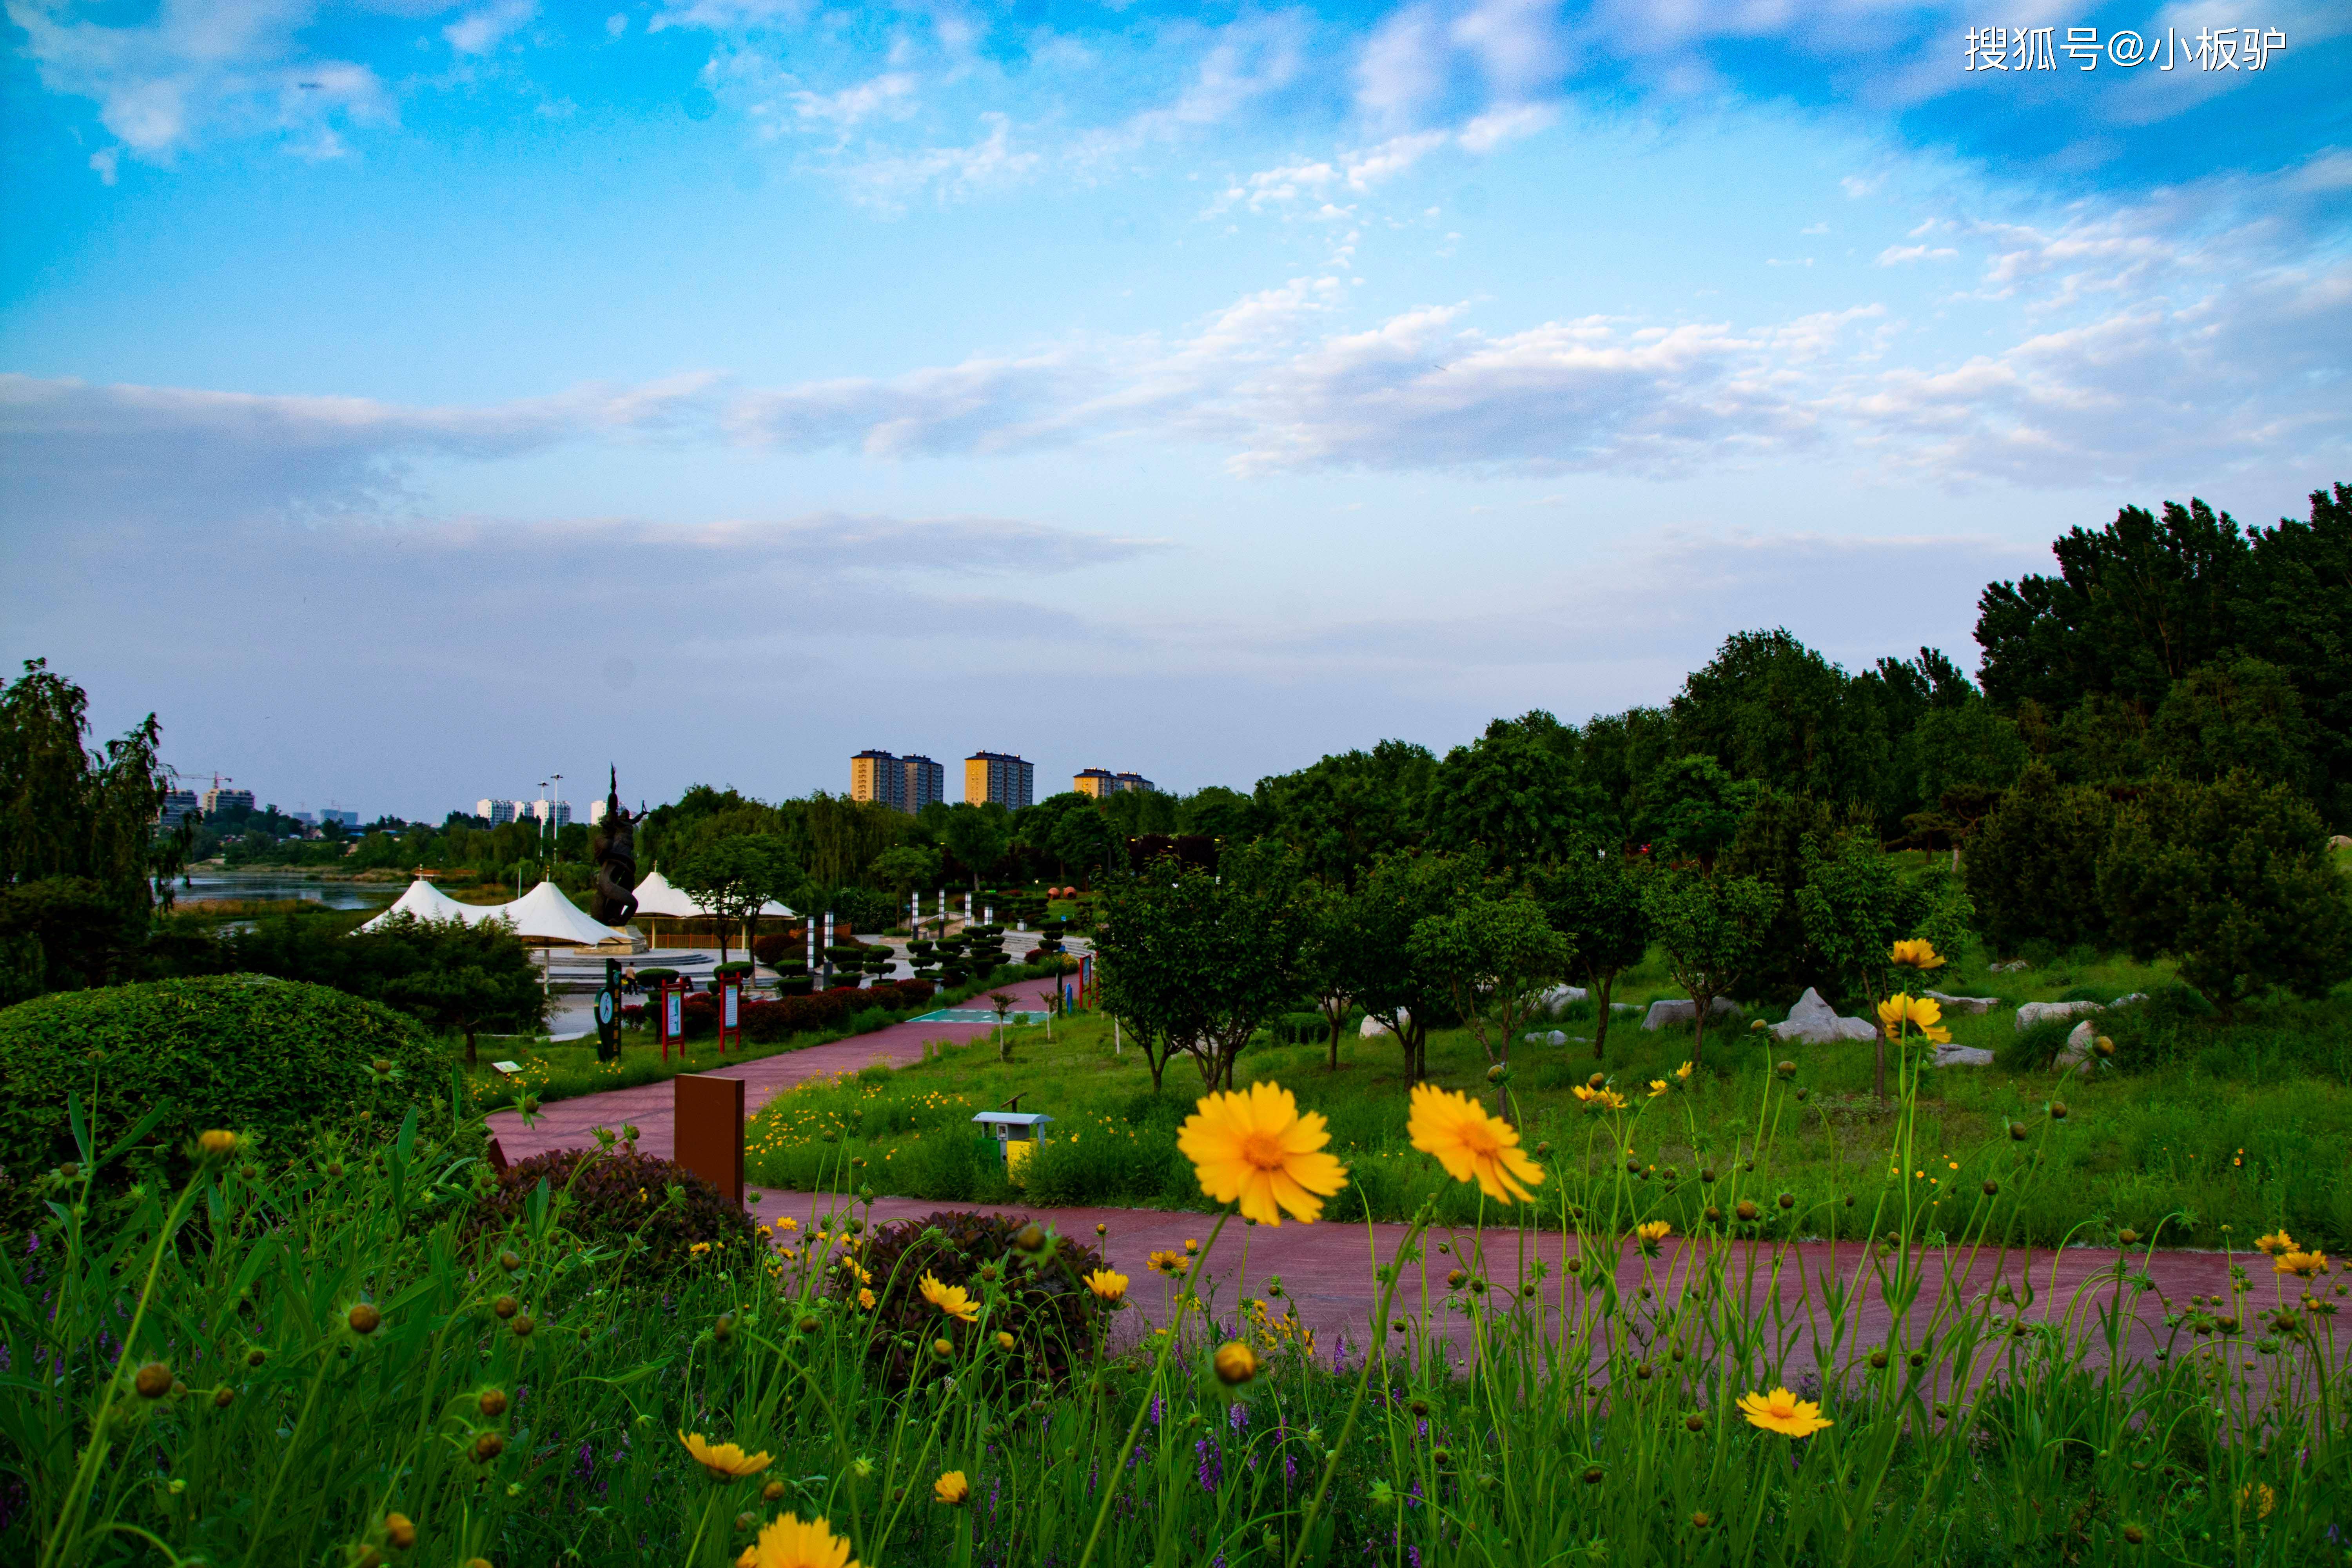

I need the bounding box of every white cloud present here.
[5,0,399,163]
[443,0,535,56]
[1876,243,1957,265]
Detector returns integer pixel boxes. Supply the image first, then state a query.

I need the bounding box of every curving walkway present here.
[486,1010,1018,1163]
[490,1019,2261,1376]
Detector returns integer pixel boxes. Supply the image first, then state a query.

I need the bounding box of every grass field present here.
[748,946,2352,1249]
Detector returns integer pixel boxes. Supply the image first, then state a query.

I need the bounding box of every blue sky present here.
[2,1,2347,822]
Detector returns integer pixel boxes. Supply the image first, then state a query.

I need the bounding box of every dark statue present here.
[590,766,639,927]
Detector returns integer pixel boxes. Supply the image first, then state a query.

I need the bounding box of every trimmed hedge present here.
[738,979,936,1043]
[0,974,461,1207]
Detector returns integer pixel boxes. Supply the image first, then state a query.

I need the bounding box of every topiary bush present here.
[0,975,462,1220]
[465,1145,762,1281]
[840,1209,1111,1389]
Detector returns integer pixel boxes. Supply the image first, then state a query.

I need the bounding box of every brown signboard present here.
[673,1073,744,1204]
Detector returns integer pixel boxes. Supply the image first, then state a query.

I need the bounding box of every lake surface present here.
[167,873,397,911]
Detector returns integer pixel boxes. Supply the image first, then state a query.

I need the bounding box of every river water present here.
[167,873,398,911]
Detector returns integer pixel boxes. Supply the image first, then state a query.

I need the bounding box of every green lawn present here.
[748,947,2352,1249]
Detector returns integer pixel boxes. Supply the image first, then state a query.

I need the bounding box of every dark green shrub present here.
[843,1209,1111,1389]
[1995,1015,2083,1073]
[465,1145,762,1281]
[0,975,461,1211]
[1965,764,2113,955]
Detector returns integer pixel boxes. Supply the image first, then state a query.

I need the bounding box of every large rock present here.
[1521,1029,1570,1047]
[1932,1043,1996,1067]
[1771,987,1879,1044]
[1534,984,1588,1016]
[1925,991,2000,1015]
[2055,1018,2102,1075]
[1359,1008,1409,1038]
[1642,996,1742,1031]
[2330,834,2352,850]
[2015,999,2104,1031]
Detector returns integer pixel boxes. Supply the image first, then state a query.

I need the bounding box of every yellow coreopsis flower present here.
[1084,1268,1129,1303]
[856,1288,875,1311]
[679,1430,773,1480]
[918,1273,980,1324]
[1635,1220,1672,1254]
[1647,1080,1669,1099]
[2254,1230,2296,1257]
[1889,939,1945,971]
[1876,994,1951,1044]
[1146,1249,1189,1278]
[735,1512,857,1568]
[1408,1083,1545,1206]
[1176,1082,1349,1227]
[1213,1340,1259,1385]
[1736,1388,1832,1438]
[933,1470,970,1506]
[1674,1062,1693,1082]
[1572,1084,1628,1112]
[2276,1250,2330,1279]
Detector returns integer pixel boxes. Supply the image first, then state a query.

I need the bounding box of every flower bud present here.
[134,1362,172,1399]
[1212,1341,1258,1385]
[347,1303,381,1336]
[385,1512,416,1551]
[479,1389,508,1418]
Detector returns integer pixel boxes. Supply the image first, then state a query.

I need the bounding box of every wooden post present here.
[674,1073,744,1204]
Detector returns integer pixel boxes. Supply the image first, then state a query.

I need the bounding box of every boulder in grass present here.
[2056,1018,2101,1075]
[1770,987,1879,1044]
[1359,1008,1410,1038]
[1932,1043,1996,1067]
[1925,991,2001,1015]
[1534,984,1588,1017]
[1642,996,1741,1031]
[2015,999,2104,1031]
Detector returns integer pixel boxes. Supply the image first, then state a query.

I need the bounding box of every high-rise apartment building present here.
[851,750,946,814]
[1074,768,1155,796]
[157,790,200,829]
[965,751,1034,809]
[476,799,521,825]
[526,799,572,829]
[203,786,256,816]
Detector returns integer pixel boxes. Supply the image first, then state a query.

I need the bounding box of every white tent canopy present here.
[502,880,632,946]
[357,877,501,933]
[632,869,793,919]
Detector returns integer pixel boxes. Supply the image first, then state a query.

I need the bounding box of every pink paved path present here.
[487,1029,2279,1374]
[487,1009,1017,1163]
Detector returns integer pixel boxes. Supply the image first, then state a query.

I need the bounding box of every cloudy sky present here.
[2,1,2346,822]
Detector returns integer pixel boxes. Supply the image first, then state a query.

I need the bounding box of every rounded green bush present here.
[0,974,461,1198]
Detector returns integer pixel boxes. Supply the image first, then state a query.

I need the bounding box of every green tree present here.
[673,834,806,963]
[1049,807,1118,882]
[1292,881,1356,1072]
[871,845,943,904]
[1176,785,1267,842]
[1422,711,1604,872]
[1328,851,1469,1083]
[1409,891,1566,1112]
[1669,629,1861,802]
[1795,833,1903,1098]
[1641,755,1761,868]
[938,802,1015,893]
[0,659,176,994]
[1526,846,1652,1061]
[1962,763,2112,956]
[2239,483,2351,826]
[1716,791,1840,1005]
[2149,657,2312,791]
[2096,772,2352,1022]
[1642,867,1774,1066]
[1976,497,2253,713]
[1092,842,1305,1092]
[1254,740,1436,891]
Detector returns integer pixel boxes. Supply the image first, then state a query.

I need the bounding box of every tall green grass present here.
[6,1038,2345,1566]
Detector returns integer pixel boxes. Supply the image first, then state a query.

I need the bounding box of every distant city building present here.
[851,751,947,815]
[477,799,522,825]
[318,807,359,829]
[965,751,1034,809]
[526,799,572,828]
[1075,768,1156,796]
[851,750,898,807]
[157,789,200,829]
[587,800,608,825]
[202,786,255,816]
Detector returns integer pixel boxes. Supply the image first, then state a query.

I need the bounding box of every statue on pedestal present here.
[590,766,639,928]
